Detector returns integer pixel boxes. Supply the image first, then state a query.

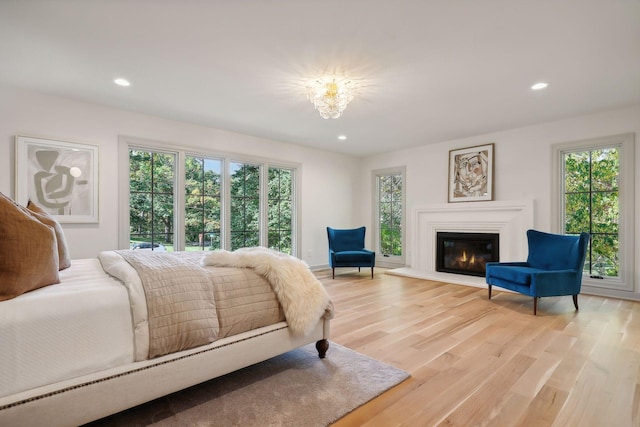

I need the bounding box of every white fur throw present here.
[201,247,333,336]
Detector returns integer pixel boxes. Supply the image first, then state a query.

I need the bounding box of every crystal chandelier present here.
[306,77,355,119]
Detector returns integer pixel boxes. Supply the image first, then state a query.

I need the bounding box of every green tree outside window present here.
[564,148,619,276]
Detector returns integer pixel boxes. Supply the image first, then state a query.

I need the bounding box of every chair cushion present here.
[486,265,541,286]
[526,229,586,271]
[327,227,366,253]
[333,250,374,263]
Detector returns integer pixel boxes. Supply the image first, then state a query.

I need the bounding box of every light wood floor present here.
[316,269,640,427]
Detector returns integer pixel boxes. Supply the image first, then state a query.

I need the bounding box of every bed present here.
[0,249,332,427]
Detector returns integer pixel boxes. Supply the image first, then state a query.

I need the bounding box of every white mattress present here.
[0,259,134,398]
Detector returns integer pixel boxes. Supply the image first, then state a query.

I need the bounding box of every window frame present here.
[372,166,406,267]
[118,136,301,256]
[551,133,635,291]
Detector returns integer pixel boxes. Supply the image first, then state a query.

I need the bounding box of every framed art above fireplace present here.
[448,143,494,202]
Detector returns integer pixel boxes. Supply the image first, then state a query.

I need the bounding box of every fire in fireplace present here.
[436,232,499,277]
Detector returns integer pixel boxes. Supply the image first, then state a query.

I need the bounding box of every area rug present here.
[85,343,410,427]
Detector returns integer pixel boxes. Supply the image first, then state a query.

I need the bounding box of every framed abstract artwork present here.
[15,135,99,223]
[448,143,494,202]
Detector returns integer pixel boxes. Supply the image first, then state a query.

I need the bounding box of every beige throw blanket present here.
[115,251,219,359]
[201,247,334,336]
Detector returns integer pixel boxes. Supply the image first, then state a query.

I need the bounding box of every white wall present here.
[359,104,640,297]
[3,84,639,297]
[0,85,358,266]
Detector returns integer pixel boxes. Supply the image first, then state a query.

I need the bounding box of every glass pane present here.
[592,191,618,234]
[379,176,392,203]
[130,193,152,237]
[591,148,619,191]
[185,157,204,195]
[130,234,151,250]
[564,151,590,193]
[230,231,244,250]
[230,198,245,231]
[280,201,292,229]
[185,194,204,248]
[268,231,280,250]
[391,175,402,200]
[152,153,174,194]
[204,196,220,231]
[206,232,221,251]
[279,233,292,255]
[268,200,280,229]
[379,202,391,225]
[153,195,173,251]
[129,150,152,192]
[565,193,590,234]
[391,203,402,227]
[591,234,619,277]
[203,159,222,196]
[246,198,260,230]
[390,227,402,256]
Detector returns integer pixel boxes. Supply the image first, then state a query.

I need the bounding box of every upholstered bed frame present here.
[0,193,332,426]
[0,319,330,427]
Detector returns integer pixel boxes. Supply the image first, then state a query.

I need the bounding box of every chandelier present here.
[306,77,355,119]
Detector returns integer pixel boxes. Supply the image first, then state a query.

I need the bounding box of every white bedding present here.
[0,259,134,398]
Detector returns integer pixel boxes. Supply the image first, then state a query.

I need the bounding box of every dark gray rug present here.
[85,343,410,427]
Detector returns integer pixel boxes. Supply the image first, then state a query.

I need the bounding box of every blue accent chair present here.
[485,229,590,315]
[327,227,376,279]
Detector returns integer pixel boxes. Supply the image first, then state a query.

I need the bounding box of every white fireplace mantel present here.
[390,200,535,287]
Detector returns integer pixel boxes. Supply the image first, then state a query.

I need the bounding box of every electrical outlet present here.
[307,249,312,258]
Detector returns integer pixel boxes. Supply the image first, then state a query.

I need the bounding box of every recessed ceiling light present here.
[114,78,131,87]
[531,82,549,90]
[338,135,347,140]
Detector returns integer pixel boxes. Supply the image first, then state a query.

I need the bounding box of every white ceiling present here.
[1,1,639,156]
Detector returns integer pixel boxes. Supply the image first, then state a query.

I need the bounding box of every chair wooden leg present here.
[332,268,335,279]
[358,267,361,273]
[371,267,374,279]
[573,294,579,311]
[488,285,492,300]
[533,297,538,315]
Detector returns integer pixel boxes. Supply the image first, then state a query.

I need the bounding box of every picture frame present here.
[16,135,99,223]
[448,143,494,203]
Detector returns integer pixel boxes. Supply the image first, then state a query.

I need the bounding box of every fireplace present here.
[436,232,499,277]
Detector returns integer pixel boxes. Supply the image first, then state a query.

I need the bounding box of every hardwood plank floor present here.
[317,269,640,427]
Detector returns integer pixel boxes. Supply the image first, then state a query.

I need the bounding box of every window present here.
[230,162,260,250]
[552,134,635,291]
[120,137,299,256]
[564,148,619,276]
[373,167,405,266]
[268,167,294,254]
[129,149,176,251]
[185,156,222,250]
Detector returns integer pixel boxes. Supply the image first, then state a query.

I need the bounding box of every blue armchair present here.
[327,227,376,279]
[485,229,590,315]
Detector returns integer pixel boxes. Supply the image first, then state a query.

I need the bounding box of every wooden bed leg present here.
[316,339,329,359]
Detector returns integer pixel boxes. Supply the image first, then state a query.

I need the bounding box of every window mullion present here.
[260,164,268,248]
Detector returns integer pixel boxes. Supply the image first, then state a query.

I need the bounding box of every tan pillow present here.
[27,200,72,270]
[0,192,60,301]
